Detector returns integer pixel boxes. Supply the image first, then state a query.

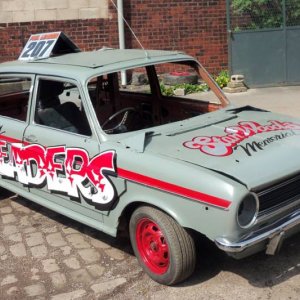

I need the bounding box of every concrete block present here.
[45,0,68,9]
[98,5,109,19]
[227,81,245,89]
[2,0,26,12]
[35,9,57,21]
[162,72,198,85]
[89,0,102,6]
[57,8,78,20]
[0,12,12,24]
[89,0,108,10]
[223,86,247,93]
[224,74,247,93]
[12,11,34,23]
[231,74,244,83]
[68,0,89,9]
[174,88,185,96]
[23,0,47,11]
[79,7,101,19]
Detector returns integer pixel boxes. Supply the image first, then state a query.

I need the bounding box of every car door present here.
[23,76,118,222]
[0,74,34,193]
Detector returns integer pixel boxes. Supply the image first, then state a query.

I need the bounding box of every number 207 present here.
[21,40,55,58]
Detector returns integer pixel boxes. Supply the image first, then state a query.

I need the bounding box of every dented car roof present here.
[0,49,193,80]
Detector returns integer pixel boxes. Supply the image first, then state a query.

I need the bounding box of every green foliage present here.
[160,83,209,96]
[175,83,209,94]
[215,70,230,89]
[160,83,175,96]
[232,0,300,29]
[159,70,229,96]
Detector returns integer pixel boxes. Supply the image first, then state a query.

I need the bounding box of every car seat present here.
[37,80,79,133]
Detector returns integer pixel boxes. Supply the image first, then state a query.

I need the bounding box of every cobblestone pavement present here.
[0,191,299,300]
[0,192,140,299]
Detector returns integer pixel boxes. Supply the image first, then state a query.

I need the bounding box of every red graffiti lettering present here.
[0,140,116,205]
[183,120,300,156]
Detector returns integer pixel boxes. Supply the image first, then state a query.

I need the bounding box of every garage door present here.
[227,0,300,87]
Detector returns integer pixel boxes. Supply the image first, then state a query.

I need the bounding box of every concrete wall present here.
[0,0,109,23]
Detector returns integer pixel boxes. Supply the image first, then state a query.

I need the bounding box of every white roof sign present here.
[19,32,61,61]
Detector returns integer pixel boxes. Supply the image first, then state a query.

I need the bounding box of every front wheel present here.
[129,206,196,285]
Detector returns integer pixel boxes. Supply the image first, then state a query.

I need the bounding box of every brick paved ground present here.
[0,192,141,299]
[1,188,299,299]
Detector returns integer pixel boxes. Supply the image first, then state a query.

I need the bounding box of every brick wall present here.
[0,19,118,62]
[121,0,228,73]
[0,0,227,73]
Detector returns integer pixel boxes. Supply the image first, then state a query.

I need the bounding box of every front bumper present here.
[215,209,300,259]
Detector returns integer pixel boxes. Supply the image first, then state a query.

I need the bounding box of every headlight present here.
[237,193,259,228]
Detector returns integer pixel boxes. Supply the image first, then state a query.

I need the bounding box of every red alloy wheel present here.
[136,218,169,275]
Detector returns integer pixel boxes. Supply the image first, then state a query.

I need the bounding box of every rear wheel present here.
[129,206,196,285]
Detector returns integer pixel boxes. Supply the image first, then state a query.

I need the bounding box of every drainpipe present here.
[226,0,232,76]
[117,0,127,86]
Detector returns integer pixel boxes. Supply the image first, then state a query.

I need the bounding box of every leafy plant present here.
[160,83,209,96]
[160,83,175,96]
[159,71,229,97]
[175,83,209,94]
[232,0,300,29]
[215,70,230,89]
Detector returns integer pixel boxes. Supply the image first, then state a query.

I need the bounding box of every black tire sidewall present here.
[129,207,188,285]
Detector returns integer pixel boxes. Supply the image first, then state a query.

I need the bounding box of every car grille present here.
[257,174,300,217]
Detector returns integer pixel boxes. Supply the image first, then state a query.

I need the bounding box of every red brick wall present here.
[0,19,118,63]
[122,0,228,73]
[0,0,227,74]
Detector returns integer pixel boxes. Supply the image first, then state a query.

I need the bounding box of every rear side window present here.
[0,76,31,121]
[34,79,92,136]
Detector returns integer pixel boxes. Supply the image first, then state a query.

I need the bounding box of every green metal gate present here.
[227,0,300,87]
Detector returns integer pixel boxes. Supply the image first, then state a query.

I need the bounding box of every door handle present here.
[24,135,38,143]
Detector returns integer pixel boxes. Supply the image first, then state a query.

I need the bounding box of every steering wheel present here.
[102,107,137,133]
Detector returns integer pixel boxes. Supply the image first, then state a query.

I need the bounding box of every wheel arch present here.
[117,200,193,237]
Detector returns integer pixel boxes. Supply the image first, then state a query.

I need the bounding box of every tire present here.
[0,187,14,199]
[129,206,196,285]
[162,73,198,85]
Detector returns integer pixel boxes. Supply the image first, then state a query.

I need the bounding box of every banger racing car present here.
[0,32,299,285]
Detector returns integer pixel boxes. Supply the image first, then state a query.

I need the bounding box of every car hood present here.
[142,107,300,190]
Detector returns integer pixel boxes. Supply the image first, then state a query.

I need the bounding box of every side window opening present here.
[0,76,31,121]
[87,61,224,135]
[35,79,92,136]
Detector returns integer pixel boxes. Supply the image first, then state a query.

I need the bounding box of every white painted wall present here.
[0,0,109,23]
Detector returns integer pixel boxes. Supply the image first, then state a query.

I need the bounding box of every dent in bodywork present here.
[118,131,155,153]
[227,105,269,114]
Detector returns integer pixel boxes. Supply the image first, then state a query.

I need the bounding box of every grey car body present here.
[0,43,299,284]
